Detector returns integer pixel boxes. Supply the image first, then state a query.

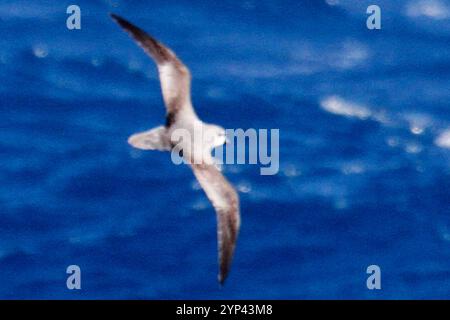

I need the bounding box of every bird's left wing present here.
[110,14,195,124]
[190,163,240,284]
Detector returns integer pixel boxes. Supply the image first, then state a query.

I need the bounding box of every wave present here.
[319,95,371,120]
[435,129,450,149]
[406,0,450,20]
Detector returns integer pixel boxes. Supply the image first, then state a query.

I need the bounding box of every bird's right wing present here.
[190,163,241,284]
[111,14,194,125]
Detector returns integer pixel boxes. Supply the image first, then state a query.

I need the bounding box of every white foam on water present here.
[32,44,48,59]
[435,130,450,149]
[334,198,348,210]
[206,87,226,99]
[282,164,302,178]
[191,199,209,211]
[341,162,365,175]
[405,142,423,154]
[237,181,252,193]
[326,0,340,6]
[320,95,371,120]
[331,41,370,70]
[128,59,142,72]
[406,0,450,20]
[403,113,432,136]
[191,180,202,191]
[386,136,400,148]
[129,149,143,159]
[91,57,103,67]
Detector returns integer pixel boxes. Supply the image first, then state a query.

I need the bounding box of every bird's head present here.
[204,124,227,148]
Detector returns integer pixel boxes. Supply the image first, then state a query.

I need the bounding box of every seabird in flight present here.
[111,14,240,284]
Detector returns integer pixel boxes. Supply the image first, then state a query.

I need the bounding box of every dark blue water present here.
[1,0,450,299]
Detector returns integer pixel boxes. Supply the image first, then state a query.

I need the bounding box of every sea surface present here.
[0,0,450,299]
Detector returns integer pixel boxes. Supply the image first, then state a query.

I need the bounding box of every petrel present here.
[111,14,240,284]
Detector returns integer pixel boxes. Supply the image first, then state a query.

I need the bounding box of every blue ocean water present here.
[0,0,450,299]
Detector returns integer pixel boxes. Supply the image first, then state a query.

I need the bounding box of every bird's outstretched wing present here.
[190,163,240,284]
[111,14,195,126]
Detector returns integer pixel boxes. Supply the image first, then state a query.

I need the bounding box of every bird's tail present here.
[128,126,171,151]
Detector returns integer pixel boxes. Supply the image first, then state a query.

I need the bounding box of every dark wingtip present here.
[109,12,119,21]
[109,13,120,21]
[109,13,131,29]
[218,266,230,285]
[218,274,226,286]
